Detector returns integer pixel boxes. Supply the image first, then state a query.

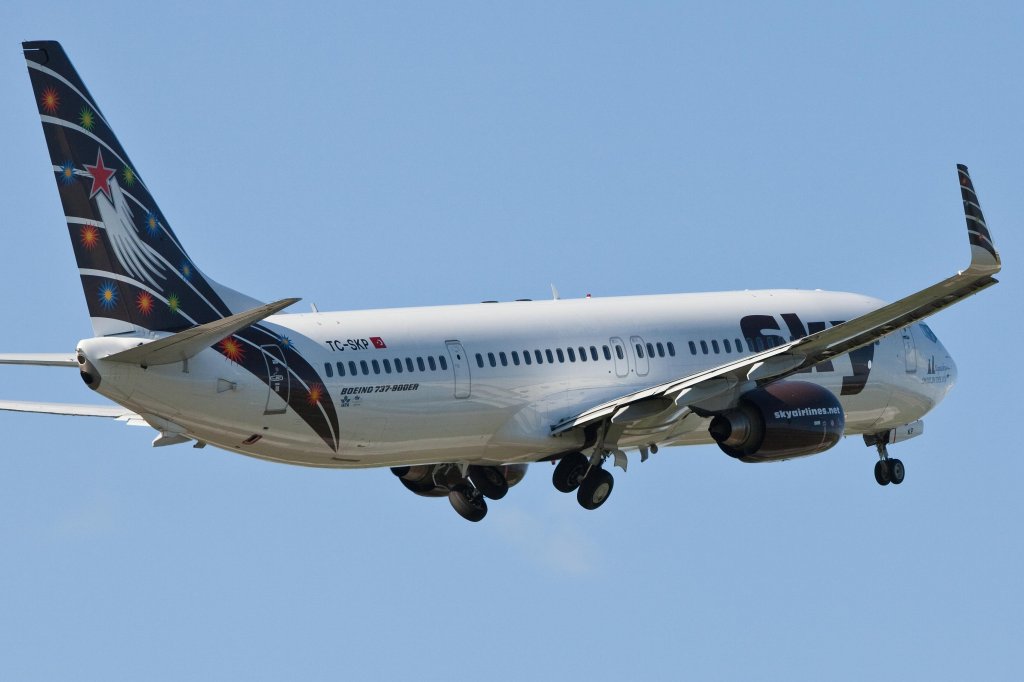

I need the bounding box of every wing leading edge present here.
[552,165,1001,437]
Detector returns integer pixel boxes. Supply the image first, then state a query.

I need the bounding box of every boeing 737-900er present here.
[4,41,1001,521]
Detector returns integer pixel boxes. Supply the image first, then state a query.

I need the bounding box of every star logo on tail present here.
[83,149,115,199]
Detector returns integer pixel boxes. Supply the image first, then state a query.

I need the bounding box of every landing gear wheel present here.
[553,452,589,493]
[448,484,487,522]
[469,465,509,500]
[577,468,614,510]
[874,460,891,486]
[888,458,905,485]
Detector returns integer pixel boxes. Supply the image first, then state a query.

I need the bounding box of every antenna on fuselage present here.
[550,284,560,300]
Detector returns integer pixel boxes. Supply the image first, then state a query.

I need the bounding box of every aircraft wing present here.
[0,399,139,419]
[0,353,78,366]
[552,164,1000,437]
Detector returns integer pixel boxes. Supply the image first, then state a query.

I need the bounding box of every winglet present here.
[104,297,299,367]
[958,164,1000,273]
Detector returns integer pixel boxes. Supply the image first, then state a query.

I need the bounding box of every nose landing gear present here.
[871,439,905,486]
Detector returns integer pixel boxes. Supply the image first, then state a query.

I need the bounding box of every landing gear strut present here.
[873,440,905,486]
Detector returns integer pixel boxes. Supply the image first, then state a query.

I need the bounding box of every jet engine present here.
[708,381,845,462]
[391,463,528,497]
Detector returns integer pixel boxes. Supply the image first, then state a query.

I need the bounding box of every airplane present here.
[4,40,1000,522]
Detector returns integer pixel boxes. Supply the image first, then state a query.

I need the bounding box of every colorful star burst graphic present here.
[219,336,245,362]
[306,383,324,406]
[167,293,180,314]
[79,225,100,250]
[136,291,154,315]
[40,87,59,113]
[97,281,118,310]
[143,211,159,235]
[58,160,76,186]
[122,166,136,187]
[78,107,95,130]
[180,261,193,280]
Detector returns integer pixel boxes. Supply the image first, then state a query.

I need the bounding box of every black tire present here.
[448,484,487,522]
[469,465,509,500]
[577,468,614,510]
[553,452,589,493]
[888,458,905,485]
[874,460,891,486]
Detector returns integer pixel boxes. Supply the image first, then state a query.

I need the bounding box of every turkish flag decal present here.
[370,337,387,349]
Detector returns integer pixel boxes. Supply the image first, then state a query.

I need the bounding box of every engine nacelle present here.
[709,381,845,462]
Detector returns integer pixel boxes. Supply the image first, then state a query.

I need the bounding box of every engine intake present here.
[709,381,844,462]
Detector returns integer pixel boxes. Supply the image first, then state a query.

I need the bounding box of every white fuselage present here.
[80,289,957,468]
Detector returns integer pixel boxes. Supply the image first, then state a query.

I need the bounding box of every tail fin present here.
[23,40,261,336]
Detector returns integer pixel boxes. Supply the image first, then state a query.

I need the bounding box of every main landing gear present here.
[392,463,513,522]
[872,440,905,486]
[448,465,509,522]
[552,451,615,510]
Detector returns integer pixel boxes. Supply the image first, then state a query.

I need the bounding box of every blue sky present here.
[1,2,1022,679]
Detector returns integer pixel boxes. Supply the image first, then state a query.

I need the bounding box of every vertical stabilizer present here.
[23,40,262,336]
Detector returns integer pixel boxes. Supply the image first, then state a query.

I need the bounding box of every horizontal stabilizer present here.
[0,399,137,418]
[105,297,300,367]
[0,353,77,367]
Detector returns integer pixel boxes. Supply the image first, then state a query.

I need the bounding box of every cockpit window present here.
[919,323,938,343]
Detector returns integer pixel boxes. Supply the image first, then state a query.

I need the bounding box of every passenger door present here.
[445,340,472,398]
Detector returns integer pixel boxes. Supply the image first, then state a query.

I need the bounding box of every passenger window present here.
[556,348,565,363]
[700,341,708,355]
[579,346,587,362]
[383,359,392,374]
[688,341,697,355]
[567,347,576,362]
[372,359,380,374]
[417,357,426,371]
[735,339,744,352]
[428,356,437,371]
[349,361,358,376]
[636,344,645,358]
[535,350,544,364]
[324,363,333,378]
[546,349,554,363]
[755,338,764,352]
[615,345,624,360]
[337,362,345,376]
[476,353,484,368]
[603,346,612,360]
[439,356,447,371]
[656,342,665,357]
[394,359,403,373]
[646,342,655,357]
[488,352,496,368]
[523,351,532,366]
[499,352,507,367]
[406,358,415,372]
[360,360,369,375]
[724,339,732,353]
[667,342,675,357]
[711,340,720,354]
[512,351,520,366]
[590,346,599,361]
